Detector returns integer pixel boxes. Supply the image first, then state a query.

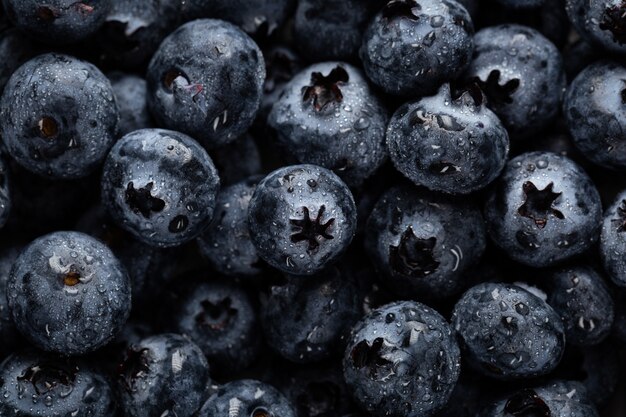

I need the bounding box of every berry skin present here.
[164,280,261,378]
[544,265,614,346]
[0,246,23,359]
[360,0,474,97]
[117,333,210,417]
[386,84,509,194]
[0,28,40,95]
[268,62,388,187]
[209,134,263,186]
[294,0,382,62]
[2,0,111,44]
[262,265,362,363]
[343,300,460,417]
[563,61,626,170]
[7,231,131,355]
[101,128,220,248]
[464,24,566,139]
[0,350,118,417]
[565,0,626,55]
[0,155,10,229]
[197,177,263,277]
[482,381,599,417]
[147,19,265,149]
[494,0,545,8]
[365,185,487,301]
[248,164,357,275]
[0,53,119,179]
[108,72,154,137]
[484,152,602,267]
[600,189,626,287]
[197,379,297,417]
[452,283,565,380]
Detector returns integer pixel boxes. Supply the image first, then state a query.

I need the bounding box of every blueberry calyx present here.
[17,362,77,396]
[600,3,626,45]
[472,70,520,106]
[517,181,564,229]
[301,66,349,112]
[195,298,237,331]
[36,6,59,21]
[37,117,59,139]
[382,0,421,22]
[351,338,394,379]
[290,205,335,251]
[63,267,81,286]
[504,389,551,417]
[389,227,439,277]
[125,181,166,218]
[118,348,151,392]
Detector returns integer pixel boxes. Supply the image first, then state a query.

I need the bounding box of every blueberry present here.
[165,280,261,378]
[117,333,211,417]
[484,152,602,267]
[360,0,474,97]
[2,0,111,44]
[482,380,599,417]
[365,185,487,301]
[94,0,182,71]
[248,164,357,275]
[565,0,626,55]
[0,350,117,416]
[464,24,565,139]
[0,53,119,179]
[268,62,388,187]
[0,155,10,229]
[197,379,297,417]
[563,61,626,170]
[544,265,614,346]
[147,19,265,149]
[262,265,362,363]
[386,84,509,194]
[197,177,263,277]
[7,231,131,355]
[258,45,303,124]
[343,300,460,417]
[452,282,565,379]
[108,72,153,137]
[101,128,220,248]
[210,135,263,186]
[0,28,40,95]
[494,0,545,8]
[294,0,383,62]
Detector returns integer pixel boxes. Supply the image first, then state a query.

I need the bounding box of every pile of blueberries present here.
[0,0,626,416]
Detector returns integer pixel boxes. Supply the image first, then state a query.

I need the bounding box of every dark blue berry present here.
[0,350,118,416]
[452,282,566,379]
[117,333,211,417]
[165,280,261,378]
[365,185,486,301]
[248,164,357,275]
[565,0,626,55]
[101,128,220,248]
[544,265,614,346]
[484,152,602,267]
[343,300,460,417]
[360,0,474,97]
[7,231,131,355]
[464,24,565,139]
[197,176,263,277]
[563,61,626,170]
[268,62,388,187]
[0,53,119,179]
[147,19,265,149]
[387,84,509,194]
[262,265,362,363]
[108,72,153,137]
